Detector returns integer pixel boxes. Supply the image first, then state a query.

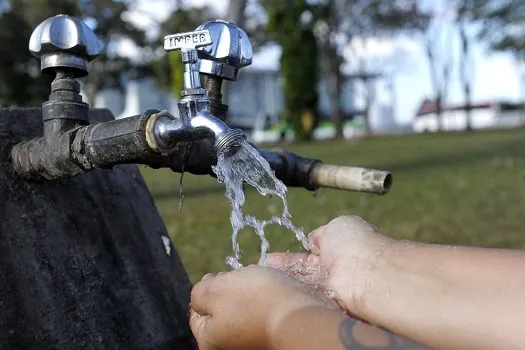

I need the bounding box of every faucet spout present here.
[191,112,246,155]
[152,110,246,155]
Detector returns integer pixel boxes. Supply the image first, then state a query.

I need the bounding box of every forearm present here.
[362,241,525,349]
[271,306,424,350]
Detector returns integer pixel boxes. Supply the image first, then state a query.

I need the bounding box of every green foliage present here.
[77,0,150,99]
[0,0,148,107]
[169,52,184,98]
[262,0,320,141]
[0,0,77,106]
[475,1,525,57]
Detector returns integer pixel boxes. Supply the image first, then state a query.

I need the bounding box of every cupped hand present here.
[189,265,338,350]
[267,215,394,317]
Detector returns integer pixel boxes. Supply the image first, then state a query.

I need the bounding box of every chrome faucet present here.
[149,27,247,156]
[9,15,392,195]
[196,20,253,118]
[10,16,250,179]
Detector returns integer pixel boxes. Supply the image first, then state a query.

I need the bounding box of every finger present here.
[190,277,216,316]
[189,309,207,341]
[266,252,309,269]
[189,273,218,316]
[189,310,218,350]
[191,271,234,316]
[307,225,327,254]
[190,310,229,350]
[201,272,217,281]
[267,252,323,283]
[318,280,347,311]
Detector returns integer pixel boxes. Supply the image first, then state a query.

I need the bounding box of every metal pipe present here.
[72,110,165,170]
[309,164,392,195]
[152,110,245,155]
[182,50,202,90]
[256,149,392,195]
[204,76,228,119]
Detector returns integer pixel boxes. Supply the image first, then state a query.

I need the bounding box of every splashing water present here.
[212,140,309,269]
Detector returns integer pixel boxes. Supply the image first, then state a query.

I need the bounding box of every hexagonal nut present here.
[195,20,252,69]
[29,14,101,76]
[181,87,206,97]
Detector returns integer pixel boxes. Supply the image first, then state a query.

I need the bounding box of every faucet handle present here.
[164,30,213,94]
[195,20,253,81]
[29,14,101,77]
[164,30,213,62]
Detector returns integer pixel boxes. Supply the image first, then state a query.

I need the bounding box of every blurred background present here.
[1,0,525,282]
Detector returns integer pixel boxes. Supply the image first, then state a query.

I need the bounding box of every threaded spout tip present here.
[214,129,246,156]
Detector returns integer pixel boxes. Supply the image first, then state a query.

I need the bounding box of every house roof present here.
[415,100,497,117]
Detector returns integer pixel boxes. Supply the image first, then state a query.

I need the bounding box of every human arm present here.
[363,239,525,349]
[269,215,525,349]
[273,307,424,350]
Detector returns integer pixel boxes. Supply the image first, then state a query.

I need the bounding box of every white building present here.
[93,66,357,122]
[412,101,525,133]
[90,63,368,144]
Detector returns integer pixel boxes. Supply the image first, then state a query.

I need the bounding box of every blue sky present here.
[129,0,524,125]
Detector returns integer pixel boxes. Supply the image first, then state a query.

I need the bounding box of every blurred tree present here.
[262,0,320,141]
[312,0,348,138]
[77,0,149,105]
[455,0,485,131]
[312,0,420,136]
[221,0,249,110]
[474,0,525,118]
[476,1,525,57]
[421,5,455,133]
[374,2,455,131]
[0,0,77,106]
[0,0,148,107]
[227,0,249,28]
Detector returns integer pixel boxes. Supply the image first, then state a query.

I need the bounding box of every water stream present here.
[212,140,309,269]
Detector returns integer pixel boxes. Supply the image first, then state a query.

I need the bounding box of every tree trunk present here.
[459,21,473,131]
[226,0,248,24]
[436,94,443,131]
[363,77,376,136]
[328,57,344,139]
[425,37,443,132]
[465,84,472,131]
[363,104,371,136]
[0,108,195,349]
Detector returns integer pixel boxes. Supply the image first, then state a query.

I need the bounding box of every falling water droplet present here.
[212,140,309,269]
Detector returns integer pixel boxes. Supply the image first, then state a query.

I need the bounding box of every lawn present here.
[141,128,525,283]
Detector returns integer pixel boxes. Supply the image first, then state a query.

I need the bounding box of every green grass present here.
[141,128,525,283]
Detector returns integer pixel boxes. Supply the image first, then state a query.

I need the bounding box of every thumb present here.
[189,309,209,346]
[307,225,327,255]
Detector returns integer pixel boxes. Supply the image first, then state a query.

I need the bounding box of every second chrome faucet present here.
[151,23,249,156]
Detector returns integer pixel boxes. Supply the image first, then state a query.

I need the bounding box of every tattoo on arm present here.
[339,317,429,349]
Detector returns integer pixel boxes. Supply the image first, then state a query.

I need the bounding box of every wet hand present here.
[267,215,393,317]
[189,265,336,350]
